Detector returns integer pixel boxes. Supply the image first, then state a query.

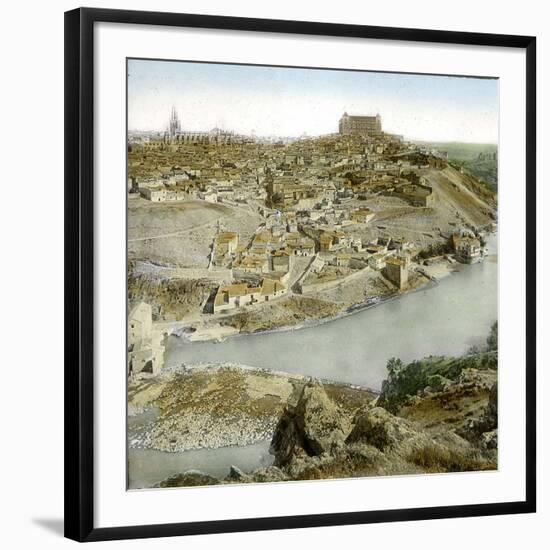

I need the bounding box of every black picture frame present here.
[64,7,537,542]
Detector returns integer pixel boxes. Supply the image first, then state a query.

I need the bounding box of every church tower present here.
[168,106,181,138]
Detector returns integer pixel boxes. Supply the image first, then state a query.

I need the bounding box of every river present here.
[129,440,273,490]
[130,234,497,487]
[165,235,498,390]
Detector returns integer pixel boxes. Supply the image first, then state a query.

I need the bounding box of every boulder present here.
[458,381,498,445]
[457,368,495,391]
[250,466,289,483]
[346,406,417,451]
[270,381,350,466]
[227,465,248,482]
[481,429,498,450]
[155,470,219,488]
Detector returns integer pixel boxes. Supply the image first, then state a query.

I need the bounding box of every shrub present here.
[408,445,495,473]
[378,323,498,413]
[487,321,498,351]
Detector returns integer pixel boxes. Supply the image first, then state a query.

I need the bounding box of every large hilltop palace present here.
[338,112,383,137]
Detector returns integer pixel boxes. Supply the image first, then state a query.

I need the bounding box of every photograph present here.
[0,0,543,547]
[126,59,499,490]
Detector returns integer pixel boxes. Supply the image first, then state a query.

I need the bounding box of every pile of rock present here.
[157,377,497,487]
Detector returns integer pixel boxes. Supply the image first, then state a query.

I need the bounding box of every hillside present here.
[416,141,498,192]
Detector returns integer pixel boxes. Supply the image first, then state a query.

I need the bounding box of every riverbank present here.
[128,363,377,453]
[158,255,459,344]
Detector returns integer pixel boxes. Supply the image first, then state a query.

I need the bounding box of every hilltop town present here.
[127,111,497,377]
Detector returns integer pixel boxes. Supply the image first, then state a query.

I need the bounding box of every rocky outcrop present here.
[128,364,375,454]
[264,376,496,482]
[226,465,289,484]
[458,382,497,451]
[250,466,289,483]
[153,358,498,488]
[346,406,418,451]
[270,381,351,467]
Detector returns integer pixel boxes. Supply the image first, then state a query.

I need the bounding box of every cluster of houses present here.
[213,278,287,313]
[317,234,411,287]
[128,112,444,216]
[126,112,480,323]
[210,227,298,313]
[208,215,416,314]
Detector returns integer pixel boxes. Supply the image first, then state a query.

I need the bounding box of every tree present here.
[386,357,403,381]
[486,321,498,351]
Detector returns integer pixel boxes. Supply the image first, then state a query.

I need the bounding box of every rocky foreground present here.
[152,346,498,487]
[128,363,376,452]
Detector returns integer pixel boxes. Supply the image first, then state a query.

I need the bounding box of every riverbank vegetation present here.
[378,348,497,414]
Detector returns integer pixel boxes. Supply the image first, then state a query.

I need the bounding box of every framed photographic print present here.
[64,7,536,542]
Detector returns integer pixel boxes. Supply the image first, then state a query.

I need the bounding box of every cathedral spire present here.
[168,106,181,138]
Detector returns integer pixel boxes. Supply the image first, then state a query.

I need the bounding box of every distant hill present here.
[415,141,498,192]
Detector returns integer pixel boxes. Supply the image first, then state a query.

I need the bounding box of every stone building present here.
[213,278,286,313]
[139,186,186,202]
[393,181,434,207]
[213,283,261,313]
[319,230,351,252]
[271,249,292,272]
[215,232,239,255]
[350,207,375,224]
[339,112,382,137]
[127,302,164,376]
[383,256,410,289]
[452,233,482,264]
[265,171,312,209]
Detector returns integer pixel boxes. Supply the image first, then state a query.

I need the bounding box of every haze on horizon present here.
[128,59,499,144]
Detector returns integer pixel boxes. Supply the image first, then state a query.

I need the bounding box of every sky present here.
[127,59,499,144]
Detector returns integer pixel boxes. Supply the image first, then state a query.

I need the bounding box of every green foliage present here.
[380,351,497,413]
[415,141,497,162]
[417,141,498,191]
[426,374,451,392]
[417,242,452,260]
[486,321,498,351]
[379,323,498,413]
[450,160,497,193]
[386,357,403,380]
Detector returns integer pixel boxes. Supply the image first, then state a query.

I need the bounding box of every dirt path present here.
[128,217,227,242]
